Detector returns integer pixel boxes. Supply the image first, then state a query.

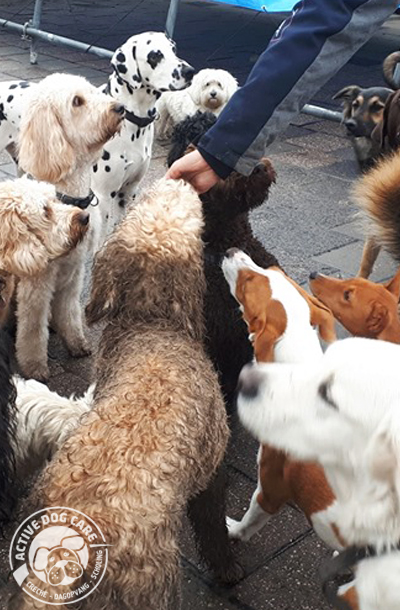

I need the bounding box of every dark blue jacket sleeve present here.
[197,0,398,177]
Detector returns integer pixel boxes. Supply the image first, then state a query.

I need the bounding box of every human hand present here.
[165,150,220,194]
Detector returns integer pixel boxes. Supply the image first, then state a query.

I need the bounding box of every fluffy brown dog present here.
[10,179,231,610]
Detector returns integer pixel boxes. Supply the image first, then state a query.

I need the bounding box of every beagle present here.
[309,268,400,344]
[221,249,342,549]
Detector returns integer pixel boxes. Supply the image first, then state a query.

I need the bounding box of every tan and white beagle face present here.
[222,249,335,363]
[309,269,400,343]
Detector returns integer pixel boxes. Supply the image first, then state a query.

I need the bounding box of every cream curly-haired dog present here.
[0,176,90,329]
[15,73,124,381]
[10,179,233,610]
[156,68,238,139]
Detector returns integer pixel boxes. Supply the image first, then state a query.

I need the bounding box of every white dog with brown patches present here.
[237,338,400,610]
[221,249,342,549]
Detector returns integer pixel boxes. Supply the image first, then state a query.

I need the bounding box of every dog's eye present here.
[72,95,84,107]
[343,290,351,301]
[217,82,222,88]
[351,100,360,109]
[370,102,384,113]
[43,205,51,219]
[205,82,210,87]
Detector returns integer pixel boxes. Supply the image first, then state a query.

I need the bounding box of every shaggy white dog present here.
[155,68,238,140]
[16,73,124,381]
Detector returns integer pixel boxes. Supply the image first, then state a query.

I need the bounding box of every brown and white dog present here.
[237,338,400,610]
[309,268,400,343]
[221,249,341,548]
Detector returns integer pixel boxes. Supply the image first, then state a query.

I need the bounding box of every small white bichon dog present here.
[156,68,238,140]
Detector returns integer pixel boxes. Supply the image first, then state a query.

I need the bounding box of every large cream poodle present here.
[9,179,231,610]
[15,73,124,381]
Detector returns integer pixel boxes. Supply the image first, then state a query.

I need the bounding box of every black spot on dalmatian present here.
[136,129,140,138]
[118,192,124,198]
[19,81,30,88]
[132,46,136,60]
[154,91,161,100]
[132,74,141,83]
[105,166,111,172]
[172,68,179,80]
[9,84,17,90]
[117,63,127,74]
[93,164,98,173]
[118,198,126,209]
[110,191,116,198]
[147,40,151,44]
[148,107,157,117]
[116,52,126,63]
[0,104,6,122]
[131,134,135,142]
[120,155,124,159]
[7,95,13,103]
[102,150,110,161]
[116,76,124,86]
[147,50,164,69]
[146,88,150,95]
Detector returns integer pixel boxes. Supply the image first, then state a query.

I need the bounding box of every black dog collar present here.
[319,544,378,610]
[56,190,97,210]
[124,109,156,128]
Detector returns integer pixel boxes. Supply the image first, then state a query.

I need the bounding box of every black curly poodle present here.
[168,111,280,411]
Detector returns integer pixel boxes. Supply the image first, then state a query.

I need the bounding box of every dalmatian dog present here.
[93,31,195,238]
[0,80,35,164]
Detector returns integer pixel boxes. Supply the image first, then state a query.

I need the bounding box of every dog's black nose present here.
[78,211,90,226]
[113,103,125,115]
[309,271,319,280]
[237,363,262,399]
[344,118,358,134]
[226,247,241,258]
[181,64,195,82]
[210,90,217,98]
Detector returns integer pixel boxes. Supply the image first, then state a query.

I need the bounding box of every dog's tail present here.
[353,151,400,263]
[13,378,94,476]
[383,51,400,89]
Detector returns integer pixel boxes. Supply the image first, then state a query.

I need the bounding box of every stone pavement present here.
[0,1,399,608]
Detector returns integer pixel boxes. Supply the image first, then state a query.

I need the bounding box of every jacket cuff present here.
[197,145,234,180]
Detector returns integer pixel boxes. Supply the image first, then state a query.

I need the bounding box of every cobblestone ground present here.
[0,2,399,608]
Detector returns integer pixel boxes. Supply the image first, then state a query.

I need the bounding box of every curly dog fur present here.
[11,179,232,610]
[168,112,280,410]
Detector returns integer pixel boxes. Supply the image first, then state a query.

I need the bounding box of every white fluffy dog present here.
[237,338,400,610]
[15,73,124,381]
[156,68,238,140]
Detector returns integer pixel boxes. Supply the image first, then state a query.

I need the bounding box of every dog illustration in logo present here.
[33,534,85,586]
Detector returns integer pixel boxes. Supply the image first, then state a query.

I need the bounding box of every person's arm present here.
[167,0,397,191]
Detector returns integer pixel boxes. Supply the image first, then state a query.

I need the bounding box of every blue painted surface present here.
[208,0,294,11]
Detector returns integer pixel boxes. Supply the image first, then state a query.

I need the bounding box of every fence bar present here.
[302,103,342,123]
[0,18,113,59]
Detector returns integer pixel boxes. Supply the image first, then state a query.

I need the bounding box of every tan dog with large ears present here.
[309,268,400,343]
[222,249,343,549]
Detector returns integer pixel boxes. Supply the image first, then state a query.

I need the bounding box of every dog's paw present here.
[68,343,92,359]
[226,516,249,541]
[214,559,245,585]
[20,362,50,383]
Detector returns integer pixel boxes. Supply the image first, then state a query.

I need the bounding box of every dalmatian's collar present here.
[124,108,156,128]
[56,190,97,210]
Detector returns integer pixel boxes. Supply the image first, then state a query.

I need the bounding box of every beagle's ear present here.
[308,295,337,343]
[384,266,400,301]
[252,299,287,363]
[366,301,388,337]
